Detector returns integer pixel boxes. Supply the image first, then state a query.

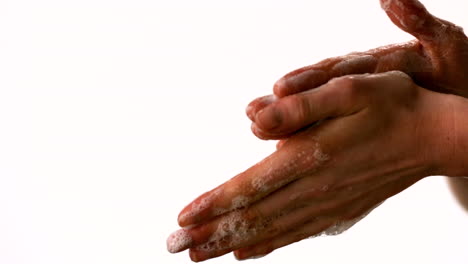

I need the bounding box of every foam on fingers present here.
[167,229,193,253]
[178,188,223,227]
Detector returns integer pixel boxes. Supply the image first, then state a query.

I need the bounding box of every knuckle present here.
[384,71,416,93]
[330,75,366,103]
[331,75,359,90]
[387,70,411,82]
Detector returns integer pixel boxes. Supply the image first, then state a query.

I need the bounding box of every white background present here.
[1,0,467,263]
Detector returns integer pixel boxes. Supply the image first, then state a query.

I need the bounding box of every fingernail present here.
[255,107,282,131]
[166,229,193,253]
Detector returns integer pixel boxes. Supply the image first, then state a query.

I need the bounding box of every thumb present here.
[380,0,445,44]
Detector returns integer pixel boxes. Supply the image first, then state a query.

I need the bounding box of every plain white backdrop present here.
[1,0,467,263]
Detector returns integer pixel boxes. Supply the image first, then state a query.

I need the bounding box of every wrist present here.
[432,93,468,177]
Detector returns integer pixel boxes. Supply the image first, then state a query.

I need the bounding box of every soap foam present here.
[230,195,250,210]
[179,188,222,224]
[195,211,270,252]
[313,142,330,163]
[196,211,251,251]
[252,141,329,193]
[312,201,384,238]
[167,228,193,253]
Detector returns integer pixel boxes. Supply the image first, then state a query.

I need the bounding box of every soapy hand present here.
[247,0,468,136]
[167,71,457,261]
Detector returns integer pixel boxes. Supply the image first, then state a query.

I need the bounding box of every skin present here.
[169,71,468,261]
[168,0,468,261]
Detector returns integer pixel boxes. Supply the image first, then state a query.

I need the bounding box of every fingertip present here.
[166,229,193,253]
[177,207,192,227]
[275,68,330,97]
[233,250,243,260]
[251,123,270,140]
[380,0,441,42]
[233,249,251,261]
[273,78,288,98]
[251,123,287,140]
[251,119,298,141]
[245,95,277,122]
[189,249,203,262]
[245,104,255,121]
[255,106,282,131]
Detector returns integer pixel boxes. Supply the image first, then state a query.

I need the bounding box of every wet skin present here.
[170,71,468,261]
[168,0,468,262]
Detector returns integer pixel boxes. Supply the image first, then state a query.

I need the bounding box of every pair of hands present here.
[168,0,468,262]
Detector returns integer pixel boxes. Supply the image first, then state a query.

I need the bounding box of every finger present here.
[380,0,445,44]
[257,42,435,119]
[185,208,275,262]
[246,95,277,122]
[273,67,331,98]
[177,131,330,227]
[254,75,371,137]
[271,40,434,99]
[170,209,257,255]
[252,118,324,141]
[167,229,193,254]
[273,55,378,98]
[251,123,297,141]
[167,216,221,254]
[188,201,335,262]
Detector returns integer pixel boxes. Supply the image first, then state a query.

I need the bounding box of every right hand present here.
[169,71,465,262]
[246,0,468,138]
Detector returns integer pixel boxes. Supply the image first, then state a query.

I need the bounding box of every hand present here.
[246,0,468,132]
[167,71,458,261]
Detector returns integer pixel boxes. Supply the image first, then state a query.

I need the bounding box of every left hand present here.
[167,71,458,261]
[246,0,468,133]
